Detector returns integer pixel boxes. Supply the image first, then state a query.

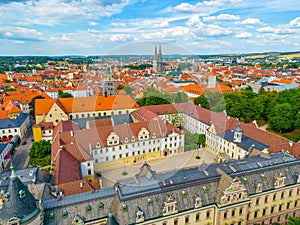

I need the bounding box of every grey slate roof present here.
[0,112,29,129]
[0,166,38,222]
[42,151,300,225]
[221,130,269,151]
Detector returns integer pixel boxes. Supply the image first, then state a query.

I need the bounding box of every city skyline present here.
[0,0,300,56]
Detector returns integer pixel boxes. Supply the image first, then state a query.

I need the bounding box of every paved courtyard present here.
[99,148,216,187]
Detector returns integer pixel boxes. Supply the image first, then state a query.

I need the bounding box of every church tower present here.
[102,66,117,97]
[153,45,163,72]
[0,162,44,224]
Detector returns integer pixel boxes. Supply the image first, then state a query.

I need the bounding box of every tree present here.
[295,111,300,130]
[137,96,170,106]
[268,103,294,132]
[29,140,51,158]
[285,216,300,225]
[198,134,206,147]
[194,95,210,109]
[174,92,188,103]
[58,89,73,98]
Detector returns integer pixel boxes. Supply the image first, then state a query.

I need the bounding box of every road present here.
[11,123,34,170]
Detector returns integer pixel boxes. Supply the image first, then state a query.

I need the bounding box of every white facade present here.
[0,114,30,141]
[46,89,89,99]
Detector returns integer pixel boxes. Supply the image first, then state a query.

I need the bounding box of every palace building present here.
[42,150,300,225]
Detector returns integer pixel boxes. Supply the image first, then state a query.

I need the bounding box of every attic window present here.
[86,205,92,213]
[285,169,290,174]
[19,190,26,199]
[182,190,187,197]
[243,178,248,184]
[98,202,104,210]
[152,133,156,138]
[122,204,128,212]
[62,210,68,219]
[203,186,208,193]
[96,142,100,148]
[48,212,54,222]
[148,198,153,206]
[131,136,135,142]
[261,174,266,180]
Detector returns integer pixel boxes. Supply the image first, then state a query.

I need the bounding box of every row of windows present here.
[2,129,18,134]
[254,188,299,206]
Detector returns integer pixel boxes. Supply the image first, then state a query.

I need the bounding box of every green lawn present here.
[266,128,300,142]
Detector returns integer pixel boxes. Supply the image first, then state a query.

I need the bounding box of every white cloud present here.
[12,40,25,44]
[240,18,262,25]
[289,17,300,27]
[186,15,234,36]
[173,0,241,14]
[50,34,71,41]
[110,33,133,42]
[257,26,295,35]
[0,26,43,41]
[236,32,252,38]
[89,22,98,26]
[1,0,132,26]
[203,14,240,22]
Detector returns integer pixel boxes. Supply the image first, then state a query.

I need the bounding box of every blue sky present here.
[0,0,300,55]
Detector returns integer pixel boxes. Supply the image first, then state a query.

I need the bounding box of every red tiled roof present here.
[51,180,100,196]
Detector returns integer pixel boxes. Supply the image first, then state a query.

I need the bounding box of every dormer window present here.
[48,212,54,222]
[136,209,145,223]
[256,183,263,193]
[152,133,156,138]
[98,202,104,210]
[62,210,68,219]
[194,196,202,208]
[203,186,208,193]
[19,190,26,199]
[86,205,92,213]
[148,198,153,206]
[124,137,129,143]
[96,141,100,148]
[182,190,186,197]
[274,173,286,188]
[261,174,266,180]
[162,196,178,216]
[131,136,135,142]
[122,204,128,212]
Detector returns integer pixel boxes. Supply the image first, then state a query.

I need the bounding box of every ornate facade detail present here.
[138,128,149,140]
[274,173,286,188]
[162,196,178,216]
[107,132,119,146]
[219,177,249,206]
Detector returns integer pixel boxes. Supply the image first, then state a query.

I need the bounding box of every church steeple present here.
[153,44,163,72]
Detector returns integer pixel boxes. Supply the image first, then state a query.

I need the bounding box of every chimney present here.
[289,141,293,147]
[70,130,73,136]
[100,179,103,188]
[80,182,83,189]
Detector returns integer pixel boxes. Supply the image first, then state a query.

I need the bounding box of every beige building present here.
[35,95,139,126]
[43,151,300,225]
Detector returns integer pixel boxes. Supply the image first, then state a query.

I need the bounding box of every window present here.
[281,192,285,199]
[262,208,267,216]
[62,210,68,219]
[88,169,91,175]
[231,210,235,217]
[254,211,258,218]
[239,208,243,215]
[206,211,210,219]
[224,212,227,219]
[287,202,290,209]
[174,219,178,225]
[48,213,54,222]
[289,190,293,197]
[279,204,283,211]
[265,196,268,203]
[273,194,277,201]
[98,202,104,210]
[86,205,92,213]
[271,206,275,214]
[195,213,200,221]
[185,216,189,224]
[256,197,260,205]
